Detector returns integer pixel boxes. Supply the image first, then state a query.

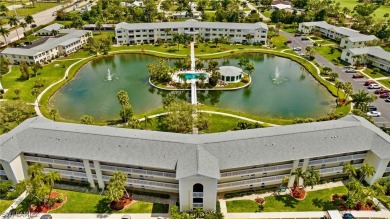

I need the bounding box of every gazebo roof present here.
[219,66,243,77]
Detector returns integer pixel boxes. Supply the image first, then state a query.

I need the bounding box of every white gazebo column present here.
[363,151,390,185]
[288,159,299,188]
[83,160,95,188]
[93,160,105,189]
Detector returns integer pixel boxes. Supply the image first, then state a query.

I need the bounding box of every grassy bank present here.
[0,199,13,214]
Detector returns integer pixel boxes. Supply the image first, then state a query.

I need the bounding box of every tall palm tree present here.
[25,14,34,26]
[0,27,10,45]
[111,171,129,197]
[50,109,59,121]
[343,82,353,100]
[117,90,130,122]
[351,90,371,111]
[291,168,305,187]
[335,81,344,98]
[343,163,357,179]
[358,163,376,183]
[8,15,20,40]
[347,178,363,199]
[303,168,320,189]
[44,171,61,204]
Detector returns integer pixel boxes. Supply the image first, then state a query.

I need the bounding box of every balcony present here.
[308,153,366,166]
[319,164,361,175]
[0,170,6,176]
[385,167,390,173]
[193,192,203,198]
[218,174,289,189]
[193,203,203,208]
[92,174,179,189]
[99,164,175,178]
[44,168,87,178]
[221,163,293,178]
[25,156,84,168]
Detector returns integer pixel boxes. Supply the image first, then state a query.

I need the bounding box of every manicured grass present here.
[363,68,389,79]
[2,60,74,103]
[0,199,13,214]
[16,2,60,17]
[335,0,390,20]
[262,10,272,18]
[270,35,289,50]
[203,113,255,133]
[314,46,342,65]
[378,79,390,90]
[378,195,390,210]
[17,189,168,213]
[226,186,348,212]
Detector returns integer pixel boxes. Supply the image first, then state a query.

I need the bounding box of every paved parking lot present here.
[281,31,390,126]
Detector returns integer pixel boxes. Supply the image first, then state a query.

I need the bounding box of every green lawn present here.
[335,0,390,20]
[227,186,348,212]
[314,46,342,65]
[16,189,168,213]
[0,199,13,214]
[378,195,390,210]
[378,79,390,90]
[363,68,389,79]
[203,113,255,133]
[270,35,289,50]
[262,10,272,18]
[15,2,60,17]
[2,60,74,103]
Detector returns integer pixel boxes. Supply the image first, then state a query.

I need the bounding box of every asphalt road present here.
[1,0,90,44]
[280,31,390,127]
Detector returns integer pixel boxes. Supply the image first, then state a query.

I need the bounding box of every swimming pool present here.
[184,73,208,80]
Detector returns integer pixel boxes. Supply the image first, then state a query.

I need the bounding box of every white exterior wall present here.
[363,151,390,185]
[0,155,28,183]
[93,160,105,189]
[340,38,367,49]
[179,176,218,212]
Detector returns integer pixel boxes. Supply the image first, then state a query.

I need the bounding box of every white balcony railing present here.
[218,174,289,189]
[385,167,390,173]
[193,192,203,198]
[319,164,361,175]
[0,170,6,176]
[221,163,293,178]
[43,168,87,178]
[99,164,175,178]
[308,153,366,166]
[25,156,84,168]
[193,203,203,208]
[91,174,179,189]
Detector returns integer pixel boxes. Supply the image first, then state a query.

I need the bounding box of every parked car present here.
[343,213,355,219]
[293,47,302,51]
[380,92,390,98]
[121,215,131,219]
[368,84,381,89]
[386,97,390,102]
[40,215,52,219]
[364,80,376,86]
[294,33,302,37]
[368,105,377,111]
[352,73,363,78]
[301,37,309,41]
[346,68,357,73]
[30,24,37,28]
[366,111,381,117]
[285,40,292,43]
[374,89,390,94]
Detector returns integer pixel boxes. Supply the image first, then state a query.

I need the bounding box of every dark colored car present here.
[368,105,377,111]
[352,74,363,78]
[374,89,390,94]
[343,213,355,219]
[364,80,375,86]
[386,97,390,102]
[294,33,302,37]
[301,37,309,41]
[380,92,390,98]
[30,24,37,28]
[285,40,292,43]
[40,215,52,219]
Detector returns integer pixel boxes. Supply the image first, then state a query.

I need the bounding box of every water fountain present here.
[271,66,288,85]
[107,69,112,81]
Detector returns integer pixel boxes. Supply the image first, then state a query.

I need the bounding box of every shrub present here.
[241,77,250,83]
[56,194,64,203]
[48,199,55,207]
[366,199,374,207]
[374,205,381,211]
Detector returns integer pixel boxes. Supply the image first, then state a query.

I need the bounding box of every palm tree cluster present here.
[351,90,378,112]
[117,90,133,123]
[290,168,321,198]
[0,100,36,134]
[106,171,130,210]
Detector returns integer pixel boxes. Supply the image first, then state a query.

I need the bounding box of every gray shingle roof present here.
[219,66,243,77]
[301,21,365,38]
[39,23,64,32]
[1,116,389,174]
[116,20,268,31]
[347,35,377,42]
[347,46,390,62]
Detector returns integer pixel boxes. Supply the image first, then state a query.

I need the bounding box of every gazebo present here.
[219,66,243,83]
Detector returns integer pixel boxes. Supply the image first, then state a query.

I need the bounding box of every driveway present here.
[280,30,390,126]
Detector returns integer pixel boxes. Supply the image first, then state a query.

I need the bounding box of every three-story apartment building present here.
[1,115,389,212]
[115,19,268,45]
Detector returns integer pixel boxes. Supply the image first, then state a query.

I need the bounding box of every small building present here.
[341,46,390,72]
[36,23,64,36]
[339,35,377,49]
[271,3,291,10]
[219,66,243,83]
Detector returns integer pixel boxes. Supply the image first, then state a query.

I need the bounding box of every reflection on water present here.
[50,54,336,121]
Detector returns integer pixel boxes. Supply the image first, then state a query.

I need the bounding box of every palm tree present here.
[25,14,35,27]
[347,178,363,199]
[107,171,129,198]
[173,33,182,51]
[31,87,41,105]
[117,90,130,122]
[0,27,10,45]
[329,72,338,81]
[303,168,320,189]
[343,82,353,100]
[245,33,253,44]
[31,62,42,77]
[343,163,357,179]
[193,208,204,219]
[291,168,305,187]
[358,163,375,183]
[8,15,20,41]
[351,90,371,111]
[335,81,344,98]
[50,109,59,121]
[213,37,220,47]
[0,5,9,16]
[321,67,332,76]
[44,171,61,204]
[14,89,21,99]
[244,62,255,74]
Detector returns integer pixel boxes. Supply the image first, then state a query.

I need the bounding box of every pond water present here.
[50,54,336,121]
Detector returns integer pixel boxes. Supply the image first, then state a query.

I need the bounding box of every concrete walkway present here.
[3,213,169,219]
[2,191,28,217]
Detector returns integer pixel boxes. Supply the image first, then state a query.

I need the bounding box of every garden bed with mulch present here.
[29,192,67,213]
[109,195,133,210]
[332,194,377,211]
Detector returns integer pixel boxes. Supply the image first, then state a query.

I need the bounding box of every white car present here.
[368,84,381,89]
[293,47,302,51]
[366,111,381,117]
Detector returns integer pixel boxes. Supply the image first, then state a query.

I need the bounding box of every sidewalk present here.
[2,191,28,217]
